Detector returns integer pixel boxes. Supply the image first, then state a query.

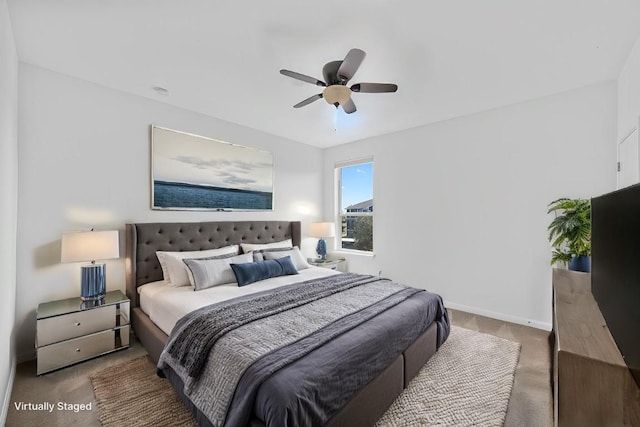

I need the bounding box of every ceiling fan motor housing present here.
[322,60,345,85]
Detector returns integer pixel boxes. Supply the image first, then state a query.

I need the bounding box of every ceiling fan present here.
[279,48,398,114]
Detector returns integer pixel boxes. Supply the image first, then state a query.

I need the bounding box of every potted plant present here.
[547,198,591,272]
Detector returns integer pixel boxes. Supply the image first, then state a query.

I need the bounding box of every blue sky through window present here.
[341,162,373,212]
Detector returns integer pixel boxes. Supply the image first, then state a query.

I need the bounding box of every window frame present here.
[335,157,374,254]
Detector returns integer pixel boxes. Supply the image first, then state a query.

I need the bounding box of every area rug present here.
[375,326,521,426]
[90,326,520,427]
[90,355,198,427]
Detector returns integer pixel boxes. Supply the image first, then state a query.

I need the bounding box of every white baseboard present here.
[444,301,552,331]
[1,359,16,426]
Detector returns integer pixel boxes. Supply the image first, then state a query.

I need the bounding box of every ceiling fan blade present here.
[337,49,366,82]
[293,94,323,108]
[351,83,398,93]
[280,69,326,87]
[342,98,357,114]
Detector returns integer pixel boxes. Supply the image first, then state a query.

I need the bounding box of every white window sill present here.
[332,250,376,258]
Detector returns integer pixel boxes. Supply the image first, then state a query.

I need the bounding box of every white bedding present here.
[138,266,340,335]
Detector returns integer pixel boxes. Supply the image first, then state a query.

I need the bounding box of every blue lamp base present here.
[81,263,106,301]
[316,238,327,261]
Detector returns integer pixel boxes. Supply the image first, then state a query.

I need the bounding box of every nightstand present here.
[36,290,130,375]
[308,258,347,272]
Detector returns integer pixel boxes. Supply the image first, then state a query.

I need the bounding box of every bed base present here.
[132,307,168,364]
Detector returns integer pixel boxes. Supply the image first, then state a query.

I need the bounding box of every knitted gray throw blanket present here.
[166,273,389,378]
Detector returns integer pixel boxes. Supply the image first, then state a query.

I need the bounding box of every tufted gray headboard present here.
[125,221,301,307]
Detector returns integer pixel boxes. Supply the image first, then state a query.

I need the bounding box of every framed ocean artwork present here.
[151,126,274,211]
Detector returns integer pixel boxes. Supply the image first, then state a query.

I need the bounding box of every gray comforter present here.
[158,273,450,427]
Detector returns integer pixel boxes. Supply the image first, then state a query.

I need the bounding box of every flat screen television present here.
[591,183,640,387]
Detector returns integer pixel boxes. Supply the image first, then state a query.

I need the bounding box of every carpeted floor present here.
[6,309,553,426]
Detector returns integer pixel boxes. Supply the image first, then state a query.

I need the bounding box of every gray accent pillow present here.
[183,252,253,291]
[157,245,240,287]
[257,247,310,270]
[240,239,293,254]
[251,247,292,262]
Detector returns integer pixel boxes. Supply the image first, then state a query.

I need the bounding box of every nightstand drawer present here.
[38,304,116,346]
[37,329,115,374]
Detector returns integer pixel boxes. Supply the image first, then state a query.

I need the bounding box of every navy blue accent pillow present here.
[230,256,298,287]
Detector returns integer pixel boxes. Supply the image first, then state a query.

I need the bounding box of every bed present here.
[125,220,449,427]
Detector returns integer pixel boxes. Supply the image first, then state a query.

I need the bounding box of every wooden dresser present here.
[553,269,640,426]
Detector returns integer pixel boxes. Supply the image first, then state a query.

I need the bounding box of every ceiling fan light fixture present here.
[323,85,351,105]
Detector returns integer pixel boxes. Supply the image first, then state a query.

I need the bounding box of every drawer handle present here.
[75,322,81,326]
[75,348,81,352]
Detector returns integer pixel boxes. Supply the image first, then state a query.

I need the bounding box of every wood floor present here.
[6,309,553,427]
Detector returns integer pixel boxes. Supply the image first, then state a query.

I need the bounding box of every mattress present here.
[138,266,340,335]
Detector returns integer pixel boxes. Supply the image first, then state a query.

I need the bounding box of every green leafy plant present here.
[353,216,373,251]
[547,198,591,265]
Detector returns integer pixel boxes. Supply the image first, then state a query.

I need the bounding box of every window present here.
[336,159,373,252]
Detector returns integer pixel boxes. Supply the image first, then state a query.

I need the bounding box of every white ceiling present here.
[7,1,640,147]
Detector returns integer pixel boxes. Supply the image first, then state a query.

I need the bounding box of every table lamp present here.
[309,222,335,261]
[61,230,119,300]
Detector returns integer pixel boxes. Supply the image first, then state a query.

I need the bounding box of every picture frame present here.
[151,126,274,211]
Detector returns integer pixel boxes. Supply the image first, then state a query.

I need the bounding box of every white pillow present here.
[156,245,240,287]
[260,247,310,271]
[183,252,253,291]
[240,239,293,253]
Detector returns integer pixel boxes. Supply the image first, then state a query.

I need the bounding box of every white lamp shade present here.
[61,230,120,263]
[309,222,335,238]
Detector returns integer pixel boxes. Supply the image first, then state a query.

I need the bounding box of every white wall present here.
[618,35,640,138]
[0,0,18,422]
[617,34,640,188]
[16,64,323,360]
[324,82,617,329]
